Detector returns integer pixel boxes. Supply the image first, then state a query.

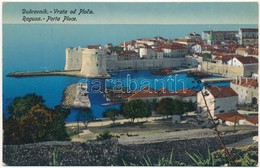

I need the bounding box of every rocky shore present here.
[62,83,90,108]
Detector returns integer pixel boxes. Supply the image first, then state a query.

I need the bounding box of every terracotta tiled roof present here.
[235,56,258,64]
[251,49,258,56]
[159,44,187,50]
[174,88,197,97]
[231,78,258,88]
[157,88,175,97]
[118,50,138,56]
[127,87,158,99]
[87,45,101,49]
[207,86,238,98]
[153,48,163,52]
[246,115,258,125]
[120,41,136,47]
[240,28,258,32]
[127,87,197,100]
[215,112,246,123]
[216,55,234,62]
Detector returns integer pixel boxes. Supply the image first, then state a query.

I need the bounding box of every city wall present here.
[3,130,257,166]
[107,57,199,71]
[201,61,244,77]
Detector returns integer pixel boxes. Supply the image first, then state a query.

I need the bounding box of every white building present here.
[191,44,202,54]
[160,44,188,58]
[227,56,258,67]
[139,46,154,59]
[197,86,238,118]
[215,112,258,126]
[230,78,258,105]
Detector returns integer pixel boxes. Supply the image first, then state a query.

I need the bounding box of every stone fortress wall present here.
[64,46,199,77]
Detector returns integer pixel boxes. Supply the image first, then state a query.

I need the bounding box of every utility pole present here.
[233,112,236,132]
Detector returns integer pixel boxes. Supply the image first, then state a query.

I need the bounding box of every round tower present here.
[80,47,108,77]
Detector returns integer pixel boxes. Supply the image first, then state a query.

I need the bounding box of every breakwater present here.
[3,130,257,166]
[7,70,110,78]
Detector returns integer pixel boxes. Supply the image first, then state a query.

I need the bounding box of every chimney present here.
[246,77,248,83]
[239,76,242,85]
[236,76,238,84]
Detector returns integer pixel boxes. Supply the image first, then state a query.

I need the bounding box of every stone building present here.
[230,78,258,105]
[238,28,258,46]
[202,30,238,45]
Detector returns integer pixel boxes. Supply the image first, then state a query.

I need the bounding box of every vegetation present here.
[3,93,70,145]
[96,131,112,141]
[123,146,258,166]
[121,99,151,122]
[186,148,215,166]
[8,93,45,119]
[76,108,94,137]
[123,149,185,166]
[103,108,120,124]
[201,53,212,61]
[183,100,197,112]
[156,98,191,117]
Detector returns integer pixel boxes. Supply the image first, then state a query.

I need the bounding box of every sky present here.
[2,2,259,24]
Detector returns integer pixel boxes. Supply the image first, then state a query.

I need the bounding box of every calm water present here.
[3,24,256,121]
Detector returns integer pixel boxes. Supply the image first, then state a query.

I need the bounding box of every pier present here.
[7,70,110,78]
[201,77,235,83]
[174,68,197,73]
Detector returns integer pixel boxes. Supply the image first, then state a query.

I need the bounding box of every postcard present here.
[2,1,259,166]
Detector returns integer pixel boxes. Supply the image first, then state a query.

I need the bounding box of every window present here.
[96,64,99,67]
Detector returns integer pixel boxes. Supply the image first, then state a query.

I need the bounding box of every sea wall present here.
[3,131,257,166]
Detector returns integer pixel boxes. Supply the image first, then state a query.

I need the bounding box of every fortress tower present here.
[79,46,109,77]
[64,47,82,70]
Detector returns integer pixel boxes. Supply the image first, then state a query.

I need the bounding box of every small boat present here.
[101,103,110,106]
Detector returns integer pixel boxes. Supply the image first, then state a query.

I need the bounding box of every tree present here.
[184,100,196,112]
[103,108,119,124]
[19,104,53,143]
[172,99,185,115]
[143,100,152,121]
[43,105,70,141]
[3,94,70,145]
[7,93,45,119]
[76,108,94,137]
[156,98,175,117]
[121,99,151,122]
[3,119,22,144]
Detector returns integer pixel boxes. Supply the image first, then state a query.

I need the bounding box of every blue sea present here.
[3,24,257,121]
